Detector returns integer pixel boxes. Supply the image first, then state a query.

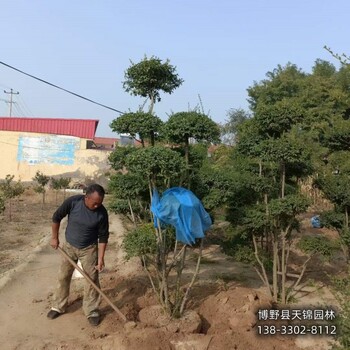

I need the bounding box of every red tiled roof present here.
[0,117,99,139]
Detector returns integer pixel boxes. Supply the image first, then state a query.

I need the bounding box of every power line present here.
[0,61,124,115]
[13,102,26,117]
[18,95,34,116]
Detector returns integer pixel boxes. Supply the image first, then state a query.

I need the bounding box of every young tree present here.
[51,177,71,204]
[0,194,5,215]
[59,177,71,199]
[51,178,61,205]
[222,62,327,303]
[123,56,184,113]
[220,108,250,145]
[32,171,50,207]
[0,174,24,221]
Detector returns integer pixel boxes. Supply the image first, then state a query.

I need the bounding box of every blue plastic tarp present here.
[151,187,212,245]
[311,215,321,228]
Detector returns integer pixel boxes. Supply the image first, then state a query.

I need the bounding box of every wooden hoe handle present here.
[57,246,126,322]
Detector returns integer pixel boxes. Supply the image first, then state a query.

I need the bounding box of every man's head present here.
[84,184,105,210]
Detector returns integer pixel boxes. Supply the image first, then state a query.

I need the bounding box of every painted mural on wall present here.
[17,135,79,165]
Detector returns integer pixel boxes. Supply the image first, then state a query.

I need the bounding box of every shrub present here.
[297,235,339,260]
[122,223,157,260]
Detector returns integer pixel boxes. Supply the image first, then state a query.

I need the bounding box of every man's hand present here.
[50,237,60,249]
[95,259,105,272]
[51,222,60,249]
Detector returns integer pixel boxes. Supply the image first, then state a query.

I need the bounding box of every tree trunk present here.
[272,233,278,302]
[184,138,189,167]
[264,192,269,252]
[128,197,136,226]
[149,94,155,114]
[281,234,286,304]
[9,199,12,221]
[281,162,286,199]
[259,159,262,177]
[150,131,155,146]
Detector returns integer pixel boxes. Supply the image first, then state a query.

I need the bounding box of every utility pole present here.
[4,89,19,117]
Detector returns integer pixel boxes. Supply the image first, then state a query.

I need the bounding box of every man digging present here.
[47,183,109,327]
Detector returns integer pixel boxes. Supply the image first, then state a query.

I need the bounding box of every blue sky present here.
[0,0,348,137]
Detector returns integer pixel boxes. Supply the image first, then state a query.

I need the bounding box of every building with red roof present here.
[0,117,112,183]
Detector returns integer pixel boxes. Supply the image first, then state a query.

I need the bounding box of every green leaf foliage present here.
[220,108,250,145]
[109,198,142,216]
[254,100,303,138]
[297,235,338,259]
[320,210,345,233]
[165,111,221,144]
[122,223,176,260]
[268,194,310,219]
[110,111,163,145]
[122,223,158,260]
[321,117,350,151]
[123,56,184,103]
[32,171,50,187]
[259,136,310,164]
[125,146,186,187]
[51,177,71,190]
[0,174,24,199]
[108,146,137,171]
[315,175,350,209]
[109,173,147,198]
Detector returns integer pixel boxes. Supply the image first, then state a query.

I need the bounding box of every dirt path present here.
[0,212,131,350]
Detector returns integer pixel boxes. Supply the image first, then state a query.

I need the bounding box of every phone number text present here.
[257,324,336,336]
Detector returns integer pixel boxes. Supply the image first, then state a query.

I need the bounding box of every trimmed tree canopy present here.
[123,56,183,112]
[110,111,163,146]
[165,111,221,145]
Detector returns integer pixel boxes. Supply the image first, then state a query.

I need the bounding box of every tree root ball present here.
[138,305,202,334]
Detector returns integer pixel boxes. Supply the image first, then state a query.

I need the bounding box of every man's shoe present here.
[47,309,61,320]
[88,316,100,326]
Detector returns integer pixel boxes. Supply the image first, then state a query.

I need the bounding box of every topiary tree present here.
[114,57,213,318]
[111,143,207,317]
[123,55,183,113]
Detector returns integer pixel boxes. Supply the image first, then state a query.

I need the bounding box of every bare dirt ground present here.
[0,189,344,350]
